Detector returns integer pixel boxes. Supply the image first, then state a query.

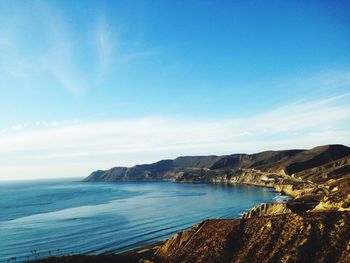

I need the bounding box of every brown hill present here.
[83,144,350,182]
[150,212,350,263]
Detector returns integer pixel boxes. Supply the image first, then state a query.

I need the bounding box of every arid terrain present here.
[37,145,350,262]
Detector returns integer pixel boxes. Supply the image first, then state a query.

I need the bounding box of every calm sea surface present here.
[0,179,286,262]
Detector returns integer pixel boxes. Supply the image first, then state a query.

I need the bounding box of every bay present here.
[0,179,285,262]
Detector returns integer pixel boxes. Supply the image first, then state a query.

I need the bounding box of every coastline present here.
[34,171,350,262]
[93,180,288,256]
[117,170,350,262]
[33,175,310,262]
[103,165,350,262]
[33,145,350,262]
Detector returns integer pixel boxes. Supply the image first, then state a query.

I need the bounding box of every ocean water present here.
[0,179,283,262]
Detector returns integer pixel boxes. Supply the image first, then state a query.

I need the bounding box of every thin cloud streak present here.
[38,1,85,95]
[0,2,160,97]
[95,16,114,78]
[0,1,85,95]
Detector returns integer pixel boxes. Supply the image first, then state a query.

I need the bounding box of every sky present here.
[0,0,350,180]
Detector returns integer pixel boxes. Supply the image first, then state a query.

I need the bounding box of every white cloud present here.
[1,123,27,133]
[35,121,59,127]
[0,93,349,180]
[10,124,26,131]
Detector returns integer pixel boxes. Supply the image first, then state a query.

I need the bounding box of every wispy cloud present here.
[0,92,349,180]
[35,121,59,127]
[0,2,160,97]
[94,14,160,77]
[0,1,86,96]
[95,16,114,77]
[38,1,85,95]
[271,69,350,99]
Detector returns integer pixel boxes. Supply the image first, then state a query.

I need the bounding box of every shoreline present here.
[115,167,350,261]
[119,180,294,254]
[122,181,348,262]
[31,178,297,262]
[31,145,350,262]
[2,180,281,263]
[94,180,288,256]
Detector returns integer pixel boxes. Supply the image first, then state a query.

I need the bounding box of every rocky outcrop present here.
[210,168,286,187]
[241,203,292,218]
[241,156,350,217]
[148,212,350,263]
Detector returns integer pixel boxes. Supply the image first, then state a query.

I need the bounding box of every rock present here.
[242,203,292,218]
[151,212,350,263]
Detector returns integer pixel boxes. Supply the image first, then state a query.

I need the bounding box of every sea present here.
[0,178,288,262]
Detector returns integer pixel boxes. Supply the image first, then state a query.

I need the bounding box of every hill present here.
[83,144,350,182]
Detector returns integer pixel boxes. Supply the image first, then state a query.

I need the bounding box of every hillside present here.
[148,212,350,263]
[83,144,350,182]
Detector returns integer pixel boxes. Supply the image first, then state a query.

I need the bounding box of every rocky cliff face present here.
[238,156,350,218]
[241,202,292,218]
[150,212,350,263]
[78,144,350,263]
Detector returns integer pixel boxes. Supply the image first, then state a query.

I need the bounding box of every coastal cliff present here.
[83,144,350,183]
[122,144,350,263]
[150,212,350,263]
[83,144,350,216]
[41,144,350,262]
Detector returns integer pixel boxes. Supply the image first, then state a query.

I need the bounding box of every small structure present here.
[261,176,275,183]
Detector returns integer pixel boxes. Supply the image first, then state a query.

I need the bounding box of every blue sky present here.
[0,0,350,179]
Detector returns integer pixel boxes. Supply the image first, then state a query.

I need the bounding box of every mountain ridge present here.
[83,144,350,182]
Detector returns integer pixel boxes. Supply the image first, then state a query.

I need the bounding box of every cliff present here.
[83,144,350,215]
[41,144,350,262]
[126,145,349,263]
[149,212,350,263]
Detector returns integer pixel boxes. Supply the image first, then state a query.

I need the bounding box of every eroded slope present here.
[151,212,350,263]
